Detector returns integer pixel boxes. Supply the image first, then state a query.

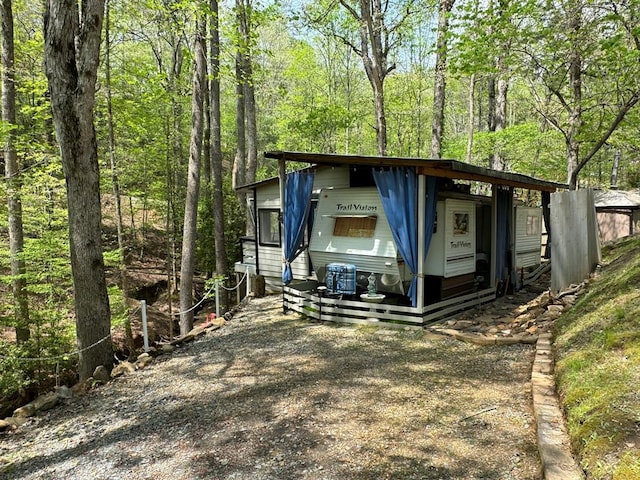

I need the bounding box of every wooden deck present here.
[283,281,497,328]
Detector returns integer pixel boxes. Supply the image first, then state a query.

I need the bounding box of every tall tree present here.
[524,0,640,189]
[431,0,454,158]
[233,0,259,234]
[1,0,30,343]
[179,10,207,335]
[44,0,113,379]
[238,0,258,192]
[209,0,227,277]
[307,0,417,156]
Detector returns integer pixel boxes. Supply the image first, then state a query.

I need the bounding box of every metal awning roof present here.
[262,151,567,192]
[594,189,640,209]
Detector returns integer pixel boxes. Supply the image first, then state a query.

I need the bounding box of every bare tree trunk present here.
[431,0,455,159]
[179,13,207,335]
[566,0,582,189]
[465,73,476,164]
[233,0,250,234]
[210,0,227,277]
[610,149,620,189]
[491,69,508,171]
[240,5,257,235]
[233,50,247,233]
[1,0,29,344]
[244,77,257,220]
[44,0,113,380]
[105,0,124,263]
[105,0,134,354]
[336,0,397,156]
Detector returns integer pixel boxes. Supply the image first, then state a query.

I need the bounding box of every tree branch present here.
[571,90,640,186]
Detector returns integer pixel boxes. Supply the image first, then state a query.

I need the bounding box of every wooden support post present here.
[490,186,497,289]
[417,174,426,311]
[279,158,287,313]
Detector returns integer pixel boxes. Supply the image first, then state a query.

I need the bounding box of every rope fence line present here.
[0,333,112,363]
[170,283,216,317]
[170,269,248,316]
[1,270,255,363]
[1,305,143,363]
[218,269,248,292]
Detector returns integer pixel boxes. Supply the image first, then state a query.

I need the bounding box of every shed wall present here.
[551,189,601,291]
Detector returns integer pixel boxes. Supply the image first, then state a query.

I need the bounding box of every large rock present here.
[13,392,58,418]
[135,352,153,369]
[13,403,36,418]
[55,385,73,400]
[32,392,59,412]
[111,361,136,378]
[93,365,111,384]
[0,416,27,431]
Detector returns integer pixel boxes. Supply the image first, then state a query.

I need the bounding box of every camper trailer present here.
[423,198,478,300]
[234,151,564,326]
[514,206,543,270]
[309,187,412,295]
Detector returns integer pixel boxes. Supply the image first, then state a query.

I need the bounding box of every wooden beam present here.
[417,165,559,192]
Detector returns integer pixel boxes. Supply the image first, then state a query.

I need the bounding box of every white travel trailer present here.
[514,206,543,270]
[309,187,412,295]
[234,151,565,325]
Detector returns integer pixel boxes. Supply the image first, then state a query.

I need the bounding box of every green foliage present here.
[108,285,129,329]
[554,236,640,479]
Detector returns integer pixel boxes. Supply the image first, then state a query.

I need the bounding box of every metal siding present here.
[551,189,601,291]
[515,207,542,269]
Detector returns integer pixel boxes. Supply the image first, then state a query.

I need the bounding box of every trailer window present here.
[333,216,377,238]
[258,209,281,246]
[526,215,540,236]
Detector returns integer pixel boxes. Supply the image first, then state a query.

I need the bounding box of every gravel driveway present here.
[1,295,541,480]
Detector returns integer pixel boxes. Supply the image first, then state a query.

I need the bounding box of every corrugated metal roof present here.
[258,151,567,192]
[594,189,640,208]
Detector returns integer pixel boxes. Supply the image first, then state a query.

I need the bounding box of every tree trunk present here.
[44,0,113,380]
[233,54,246,184]
[359,0,388,156]
[610,149,620,189]
[491,71,508,171]
[372,78,387,156]
[1,0,30,344]
[233,0,249,234]
[431,0,455,159]
[105,0,133,354]
[465,73,476,164]
[179,13,207,335]
[337,0,392,156]
[487,76,496,132]
[241,9,257,235]
[210,0,227,277]
[566,0,582,189]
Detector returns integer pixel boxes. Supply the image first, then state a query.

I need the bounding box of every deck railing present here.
[283,281,497,328]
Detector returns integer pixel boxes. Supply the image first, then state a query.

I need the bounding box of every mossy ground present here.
[554,236,640,479]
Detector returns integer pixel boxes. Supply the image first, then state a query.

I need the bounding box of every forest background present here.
[1,0,639,406]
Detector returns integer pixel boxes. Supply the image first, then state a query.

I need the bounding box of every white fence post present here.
[215,279,220,319]
[246,266,251,300]
[141,300,149,352]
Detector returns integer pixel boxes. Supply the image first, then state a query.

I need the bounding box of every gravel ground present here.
[0,296,541,480]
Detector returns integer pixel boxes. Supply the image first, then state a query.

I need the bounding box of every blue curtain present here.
[373,167,419,306]
[424,176,438,258]
[496,187,512,284]
[282,171,315,285]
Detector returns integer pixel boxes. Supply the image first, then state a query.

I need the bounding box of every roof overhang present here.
[262,151,567,192]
